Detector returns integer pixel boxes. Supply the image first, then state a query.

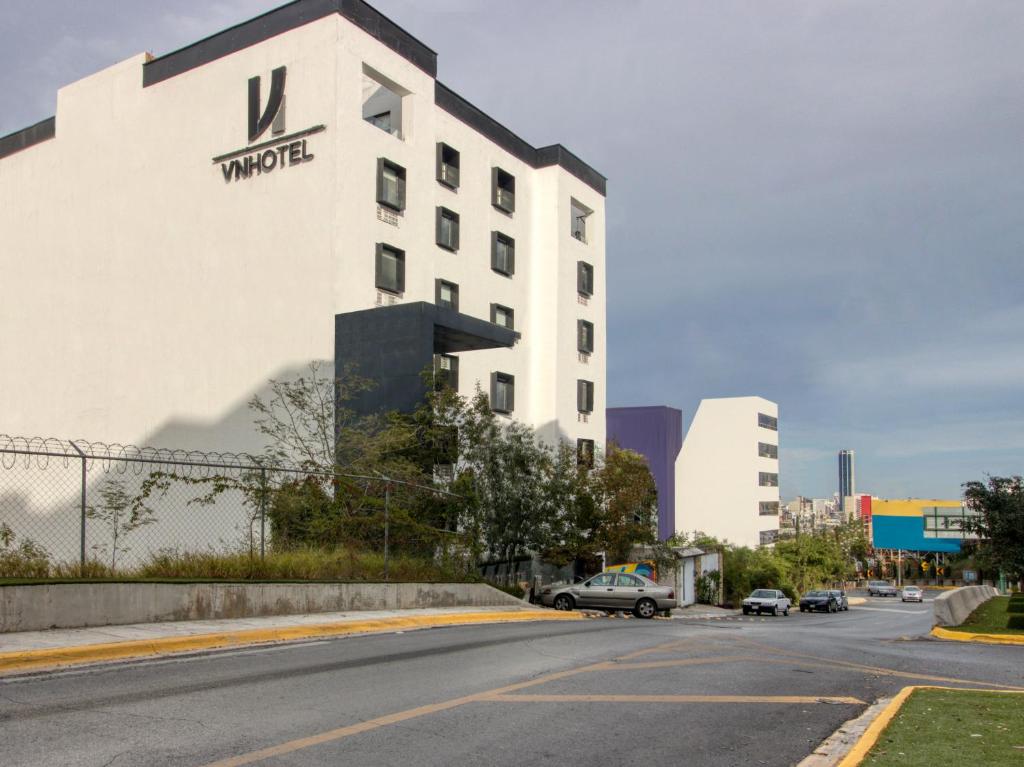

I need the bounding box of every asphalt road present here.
[1,591,1021,767]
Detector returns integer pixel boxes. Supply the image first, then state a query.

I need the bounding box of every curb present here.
[810,685,1024,767]
[930,626,1024,645]
[0,609,582,676]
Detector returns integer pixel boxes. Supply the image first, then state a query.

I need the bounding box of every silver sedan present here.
[540,572,677,619]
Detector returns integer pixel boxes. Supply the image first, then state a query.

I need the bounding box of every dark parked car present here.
[828,589,850,611]
[799,590,840,613]
[540,573,677,619]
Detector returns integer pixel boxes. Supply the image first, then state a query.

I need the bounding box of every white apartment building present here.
[675,397,780,548]
[0,0,606,458]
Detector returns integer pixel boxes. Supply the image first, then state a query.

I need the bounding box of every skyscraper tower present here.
[838,450,856,500]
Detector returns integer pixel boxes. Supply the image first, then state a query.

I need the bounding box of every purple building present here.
[606,406,683,541]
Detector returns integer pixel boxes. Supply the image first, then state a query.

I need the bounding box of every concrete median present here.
[931,585,998,627]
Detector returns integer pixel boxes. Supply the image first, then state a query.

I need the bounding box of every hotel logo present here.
[213,65,325,184]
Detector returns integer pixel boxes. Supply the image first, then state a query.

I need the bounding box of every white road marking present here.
[851,606,930,614]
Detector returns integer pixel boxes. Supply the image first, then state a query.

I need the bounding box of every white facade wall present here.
[0,12,605,454]
[674,397,780,548]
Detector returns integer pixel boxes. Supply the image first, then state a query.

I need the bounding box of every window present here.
[436,143,460,189]
[435,279,459,311]
[433,354,459,392]
[490,372,515,413]
[577,261,594,297]
[491,232,515,276]
[375,243,405,294]
[577,320,594,354]
[361,65,407,139]
[571,198,592,242]
[490,303,514,330]
[616,574,643,587]
[376,159,405,211]
[492,167,515,213]
[577,380,594,414]
[589,573,614,587]
[758,472,779,487]
[759,501,780,516]
[758,442,778,459]
[577,438,595,467]
[758,413,778,431]
[436,207,460,251]
[759,530,779,546]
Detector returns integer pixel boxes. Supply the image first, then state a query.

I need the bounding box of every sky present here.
[2,0,1023,500]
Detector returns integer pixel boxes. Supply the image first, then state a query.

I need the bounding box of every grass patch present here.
[943,597,1024,636]
[0,548,476,585]
[864,688,1024,766]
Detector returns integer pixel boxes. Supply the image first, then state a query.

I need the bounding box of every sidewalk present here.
[0,605,580,676]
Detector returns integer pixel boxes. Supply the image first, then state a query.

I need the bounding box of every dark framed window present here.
[491,232,515,276]
[571,198,592,242]
[375,243,405,294]
[759,530,779,546]
[435,279,459,311]
[758,472,779,487]
[758,413,778,431]
[577,380,594,414]
[759,501,780,516]
[490,303,514,330]
[492,167,515,213]
[490,372,514,413]
[577,320,594,354]
[433,354,459,392]
[436,207,460,251]
[577,261,594,296]
[376,158,406,211]
[577,438,595,468]
[436,142,460,189]
[758,442,778,459]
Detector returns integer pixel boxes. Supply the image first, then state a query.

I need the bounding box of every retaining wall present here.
[932,584,999,627]
[0,582,524,633]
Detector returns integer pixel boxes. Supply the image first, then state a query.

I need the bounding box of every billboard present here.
[870,499,964,553]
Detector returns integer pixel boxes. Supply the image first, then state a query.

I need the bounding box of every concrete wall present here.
[0,582,524,633]
[932,584,998,627]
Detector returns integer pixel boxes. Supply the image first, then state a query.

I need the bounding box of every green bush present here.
[487,581,525,599]
[1007,600,1024,614]
[1007,614,1024,630]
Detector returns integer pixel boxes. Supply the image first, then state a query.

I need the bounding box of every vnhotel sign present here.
[212,66,324,183]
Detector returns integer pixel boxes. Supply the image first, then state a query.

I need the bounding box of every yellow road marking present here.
[482,693,865,705]
[721,637,1024,691]
[0,611,581,676]
[931,626,1024,645]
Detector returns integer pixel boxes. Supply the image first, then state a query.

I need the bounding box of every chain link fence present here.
[0,435,458,578]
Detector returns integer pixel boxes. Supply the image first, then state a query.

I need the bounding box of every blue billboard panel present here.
[872,516,961,553]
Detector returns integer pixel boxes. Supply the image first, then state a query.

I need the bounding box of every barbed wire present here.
[0,434,461,497]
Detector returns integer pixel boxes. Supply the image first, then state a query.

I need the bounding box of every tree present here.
[962,475,1024,584]
[87,479,156,569]
[593,446,659,564]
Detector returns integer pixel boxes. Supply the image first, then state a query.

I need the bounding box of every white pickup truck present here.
[742,589,791,616]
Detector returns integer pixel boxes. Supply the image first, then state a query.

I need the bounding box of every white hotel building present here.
[675,397,781,548]
[0,0,607,457]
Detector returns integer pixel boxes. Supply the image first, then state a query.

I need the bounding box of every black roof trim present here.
[0,116,56,161]
[435,82,606,196]
[142,0,437,87]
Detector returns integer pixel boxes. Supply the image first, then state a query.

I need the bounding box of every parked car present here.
[901,585,924,602]
[742,589,791,616]
[799,590,840,613]
[828,589,850,611]
[868,580,898,597]
[540,572,677,619]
